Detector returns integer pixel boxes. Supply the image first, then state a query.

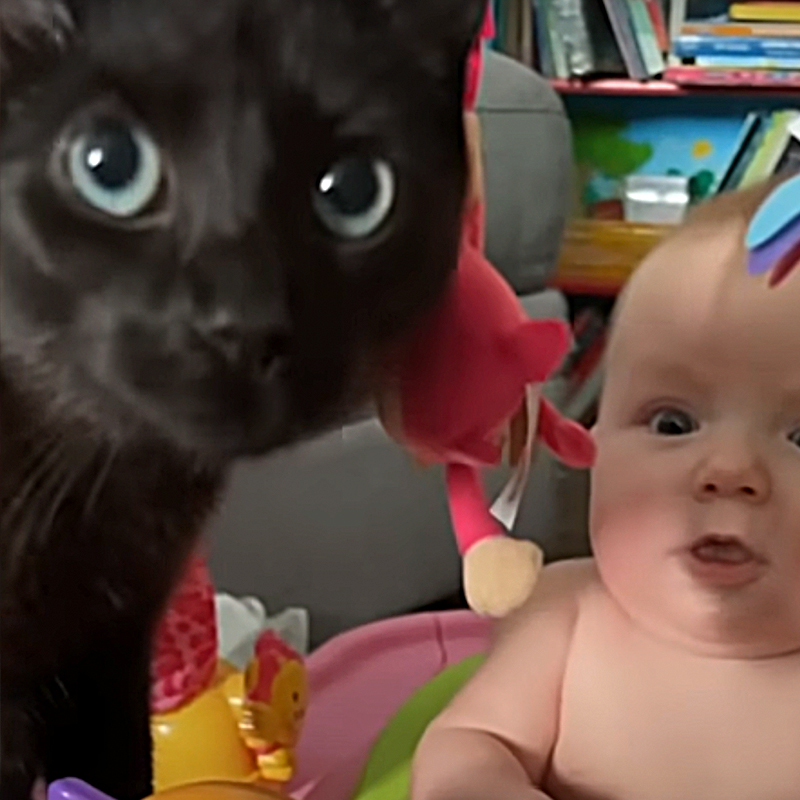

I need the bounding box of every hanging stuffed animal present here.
[375,7,593,617]
[378,197,596,618]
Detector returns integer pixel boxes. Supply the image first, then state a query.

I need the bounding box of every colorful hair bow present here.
[746,173,800,287]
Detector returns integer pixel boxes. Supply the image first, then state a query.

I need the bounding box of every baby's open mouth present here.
[684,535,767,587]
[691,535,757,565]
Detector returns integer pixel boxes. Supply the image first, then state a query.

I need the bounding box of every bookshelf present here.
[492,0,799,422]
[494,0,800,299]
[493,0,799,250]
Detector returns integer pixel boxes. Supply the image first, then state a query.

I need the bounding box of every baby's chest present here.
[546,632,800,800]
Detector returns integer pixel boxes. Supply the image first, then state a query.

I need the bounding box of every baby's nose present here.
[692,447,771,504]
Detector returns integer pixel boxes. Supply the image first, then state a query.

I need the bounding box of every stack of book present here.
[666,1,800,88]
[518,0,670,80]
[493,0,800,87]
[716,108,800,191]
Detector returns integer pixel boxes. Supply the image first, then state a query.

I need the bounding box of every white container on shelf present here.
[623,174,690,225]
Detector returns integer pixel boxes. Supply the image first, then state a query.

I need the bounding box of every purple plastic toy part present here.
[47,779,115,800]
[748,214,800,281]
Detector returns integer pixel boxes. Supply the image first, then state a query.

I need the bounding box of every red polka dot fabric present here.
[150,554,218,714]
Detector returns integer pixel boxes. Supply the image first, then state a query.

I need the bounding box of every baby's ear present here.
[1,0,72,87]
[387,0,488,69]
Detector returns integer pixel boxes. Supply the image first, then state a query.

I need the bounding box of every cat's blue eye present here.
[67,117,162,218]
[648,408,699,436]
[314,156,395,239]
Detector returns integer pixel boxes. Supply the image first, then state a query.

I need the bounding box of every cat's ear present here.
[1,0,73,87]
[386,0,488,66]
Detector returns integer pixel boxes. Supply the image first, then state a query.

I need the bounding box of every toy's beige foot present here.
[463,536,543,617]
[256,748,294,783]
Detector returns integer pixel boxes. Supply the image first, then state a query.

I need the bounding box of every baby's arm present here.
[412,560,589,800]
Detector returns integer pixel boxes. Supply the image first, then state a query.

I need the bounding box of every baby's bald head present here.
[603,179,800,390]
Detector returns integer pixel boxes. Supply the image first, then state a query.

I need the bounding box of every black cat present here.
[0,1,486,797]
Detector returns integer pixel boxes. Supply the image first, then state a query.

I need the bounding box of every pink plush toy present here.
[379,202,596,617]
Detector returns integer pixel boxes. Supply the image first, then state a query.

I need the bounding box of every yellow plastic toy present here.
[150,557,307,793]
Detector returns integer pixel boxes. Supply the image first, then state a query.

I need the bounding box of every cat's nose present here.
[191,319,291,379]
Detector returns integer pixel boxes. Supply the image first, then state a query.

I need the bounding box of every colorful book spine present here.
[531,0,556,75]
[776,134,800,175]
[730,2,800,23]
[680,21,800,37]
[628,0,666,74]
[602,0,649,78]
[551,0,597,77]
[580,0,628,76]
[740,110,800,188]
[644,0,669,52]
[673,34,800,60]
[717,112,768,193]
[546,0,571,78]
[694,54,800,69]
[668,0,688,54]
[664,64,800,87]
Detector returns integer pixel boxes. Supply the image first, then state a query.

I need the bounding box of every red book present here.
[645,0,669,52]
[664,65,800,88]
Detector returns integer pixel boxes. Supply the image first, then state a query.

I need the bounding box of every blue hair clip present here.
[746,173,800,287]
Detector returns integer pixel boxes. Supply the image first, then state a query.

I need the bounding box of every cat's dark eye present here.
[648,408,699,437]
[313,156,395,239]
[788,427,800,449]
[66,116,163,218]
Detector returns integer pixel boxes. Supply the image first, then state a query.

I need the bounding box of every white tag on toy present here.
[490,385,540,531]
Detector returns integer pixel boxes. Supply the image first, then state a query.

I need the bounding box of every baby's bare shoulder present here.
[493,557,600,643]
[533,556,600,597]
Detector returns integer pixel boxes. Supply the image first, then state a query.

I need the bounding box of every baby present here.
[412,181,800,800]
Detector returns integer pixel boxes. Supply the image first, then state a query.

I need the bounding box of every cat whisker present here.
[54,677,70,701]
[36,676,73,713]
[32,450,94,552]
[82,442,119,522]
[1,436,68,533]
[3,443,95,584]
[3,454,73,582]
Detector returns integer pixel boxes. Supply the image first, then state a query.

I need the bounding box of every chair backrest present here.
[478,51,573,295]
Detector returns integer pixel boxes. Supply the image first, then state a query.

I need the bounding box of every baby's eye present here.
[648,408,699,436]
[788,428,800,449]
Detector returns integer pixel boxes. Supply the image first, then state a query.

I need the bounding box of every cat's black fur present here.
[0,1,486,797]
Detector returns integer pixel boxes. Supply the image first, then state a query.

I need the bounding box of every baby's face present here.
[591,228,800,658]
